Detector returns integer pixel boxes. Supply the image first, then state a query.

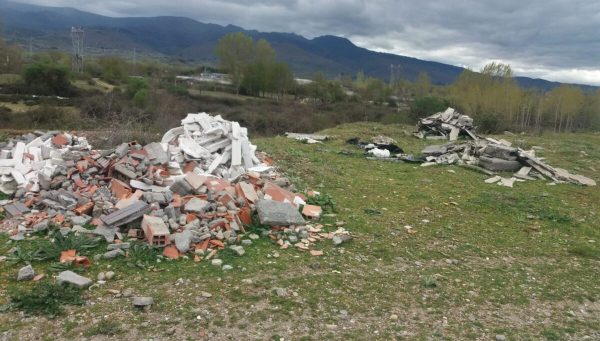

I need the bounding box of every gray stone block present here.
[17,265,35,281]
[174,229,192,253]
[483,144,518,160]
[479,156,522,172]
[256,200,305,226]
[57,271,93,288]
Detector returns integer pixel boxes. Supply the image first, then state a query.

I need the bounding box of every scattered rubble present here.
[285,133,330,144]
[421,137,595,186]
[0,113,348,276]
[343,111,595,187]
[415,107,476,141]
[346,136,409,160]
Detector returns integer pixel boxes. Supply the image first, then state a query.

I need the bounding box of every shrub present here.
[133,89,149,108]
[22,62,72,96]
[410,96,449,120]
[126,77,149,98]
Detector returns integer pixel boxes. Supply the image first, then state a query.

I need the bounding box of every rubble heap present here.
[415,107,476,141]
[0,113,349,265]
[421,137,596,187]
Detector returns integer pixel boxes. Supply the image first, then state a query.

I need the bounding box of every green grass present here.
[84,320,123,336]
[0,123,599,339]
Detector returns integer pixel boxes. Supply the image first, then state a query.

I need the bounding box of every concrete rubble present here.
[420,136,596,187]
[414,107,476,141]
[285,132,330,144]
[0,113,348,272]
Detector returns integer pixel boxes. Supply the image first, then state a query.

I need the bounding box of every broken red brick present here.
[302,205,322,219]
[163,246,180,259]
[51,134,69,146]
[73,256,91,268]
[209,240,224,249]
[74,201,94,215]
[204,178,230,193]
[110,179,131,199]
[60,249,77,263]
[237,206,252,225]
[263,182,295,204]
[186,213,198,223]
[197,239,210,251]
[218,193,235,206]
[76,160,89,173]
[182,161,198,174]
[236,182,258,204]
[54,215,65,224]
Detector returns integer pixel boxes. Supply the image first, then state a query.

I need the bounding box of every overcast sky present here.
[15,0,600,85]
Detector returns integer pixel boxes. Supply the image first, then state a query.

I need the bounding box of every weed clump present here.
[8,282,84,317]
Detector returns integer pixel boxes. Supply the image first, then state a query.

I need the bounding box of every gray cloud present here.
[14,0,600,85]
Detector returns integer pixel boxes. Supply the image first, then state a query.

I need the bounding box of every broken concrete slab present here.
[483,144,518,160]
[256,200,305,226]
[100,200,149,227]
[184,197,208,213]
[173,229,192,253]
[479,156,522,172]
[57,270,93,288]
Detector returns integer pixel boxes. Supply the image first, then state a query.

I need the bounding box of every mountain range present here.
[0,0,595,91]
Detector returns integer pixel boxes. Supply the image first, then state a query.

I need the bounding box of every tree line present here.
[2,25,599,133]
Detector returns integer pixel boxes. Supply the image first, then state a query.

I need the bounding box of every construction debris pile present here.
[415,107,476,141]
[421,137,596,187]
[0,113,350,274]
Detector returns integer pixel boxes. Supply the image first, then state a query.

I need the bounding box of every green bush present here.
[22,62,72,96]
[166,84,189,97]
[126,77,149,98]
[410,96,449,120]
[133,89,149,108]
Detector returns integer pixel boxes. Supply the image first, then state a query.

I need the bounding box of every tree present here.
[544,85,584,132]
[0,23,24,74]
[267,62,295,100]
[216,32,254,94]
[255,38,275,64]
[98,56,127,84]
[414,72,432,97]
[23,62,72,96]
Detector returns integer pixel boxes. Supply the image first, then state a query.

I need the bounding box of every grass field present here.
[0,123,599,340]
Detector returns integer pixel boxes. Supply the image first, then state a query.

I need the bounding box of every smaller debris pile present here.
[415,107,476,141]
[421,137,596,187]
[285,133,330,144]
[346,135,404,158]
